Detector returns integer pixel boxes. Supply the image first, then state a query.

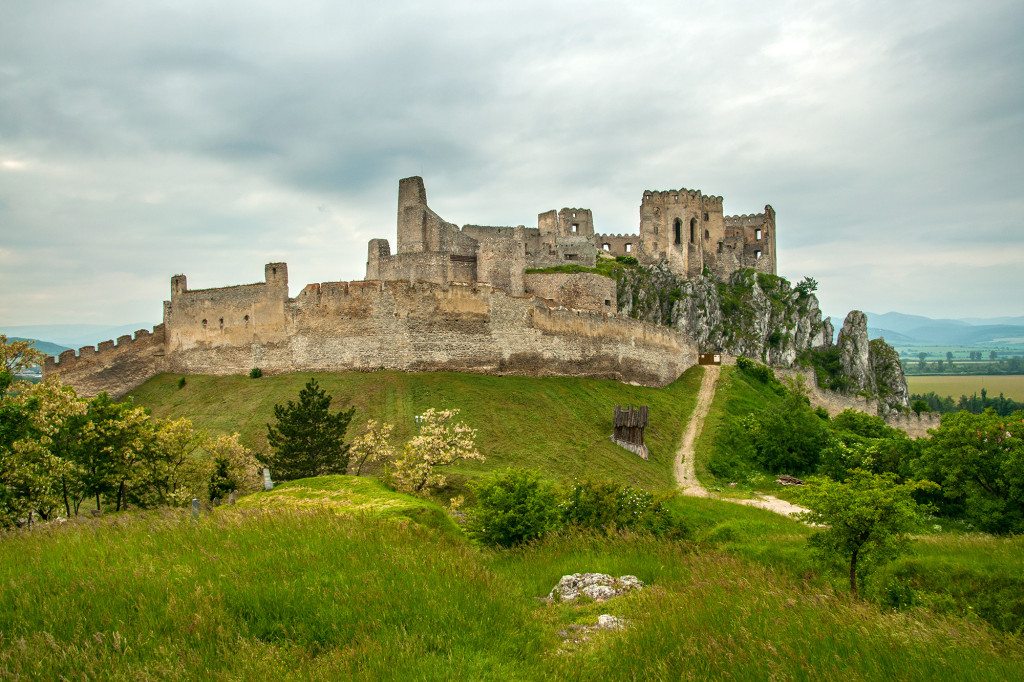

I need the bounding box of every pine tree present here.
[264,378,355,481]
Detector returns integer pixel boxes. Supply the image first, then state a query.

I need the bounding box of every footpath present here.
[675,365,808,518]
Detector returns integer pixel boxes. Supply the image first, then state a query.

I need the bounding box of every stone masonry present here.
[44,177,777,396]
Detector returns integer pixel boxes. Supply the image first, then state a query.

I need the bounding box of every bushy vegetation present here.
[912,388,1024,416]
[468,471,688,547]
[0,378,260,528]
[264,378,355,481]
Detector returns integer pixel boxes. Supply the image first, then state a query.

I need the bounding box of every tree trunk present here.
[849,548,859,599]
[116,481,125,512]
[96,493,101,512]
[61,477,71,518]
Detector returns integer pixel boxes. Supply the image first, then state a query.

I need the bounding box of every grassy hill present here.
[130,368,704,490]
[2,483,1023,679]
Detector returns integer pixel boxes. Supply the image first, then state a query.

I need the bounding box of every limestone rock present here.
[596,614,626,630]
[870,337,910,414]
[548,573,644,602]
[836,311,876,395]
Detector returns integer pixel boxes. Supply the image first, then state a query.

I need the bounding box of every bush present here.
[467,470,559,547]
[745,393,830,474]
[615,255,639,266]
[177,377,186,389]
[559,479,688,539]
[249,368,263,379]
[706,420,756,481]
[736,357,785,395]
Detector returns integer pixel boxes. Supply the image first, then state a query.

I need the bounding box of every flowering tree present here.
[388,408,483,494]
[348,419,395,476]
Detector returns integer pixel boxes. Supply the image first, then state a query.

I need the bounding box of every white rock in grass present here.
[548,573,644,602]
[597,614,625,630]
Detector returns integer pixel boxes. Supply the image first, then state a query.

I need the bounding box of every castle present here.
[368,176,776,299]
[45,178,778,396]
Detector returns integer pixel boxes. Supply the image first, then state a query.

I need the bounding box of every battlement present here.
[45,324,166,371]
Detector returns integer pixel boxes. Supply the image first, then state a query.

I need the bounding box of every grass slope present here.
[2,498,1022,680]
[130,368,703,490]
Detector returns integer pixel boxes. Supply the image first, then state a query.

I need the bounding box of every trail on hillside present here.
[675,365,809,519]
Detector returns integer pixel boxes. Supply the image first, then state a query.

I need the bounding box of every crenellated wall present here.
[46,269,697,396]
[43,325,168,397]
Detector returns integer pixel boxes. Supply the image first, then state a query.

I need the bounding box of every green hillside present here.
[2,493,1022,680]
[130,368,704,490]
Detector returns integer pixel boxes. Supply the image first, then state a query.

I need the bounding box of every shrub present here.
[467,470,558,547]
[736,356,784,394]
[559,479,688,538]
[745,393,830,474]
[615,255,639,266]
[249,367,263,379]
[706,420,756,481]
[177,377,186,389]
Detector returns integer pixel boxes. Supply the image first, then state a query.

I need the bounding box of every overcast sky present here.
[1,0,1022,327]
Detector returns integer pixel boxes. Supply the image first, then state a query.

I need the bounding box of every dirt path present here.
[674,365,809,519]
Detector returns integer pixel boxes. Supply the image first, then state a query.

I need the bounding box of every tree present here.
[990,351,998,361]
[917,352,927,370]
[206,433,262,500]
[799,470,936,597]
[78,394,152,512]
[0,335,46,397]
[744,393,830,474]
[916,410,1024,534]
[348,419,395,476]
[911,399,929,416]
[388,408,483,493]
[946,351,954,368]
[467,469,558,547]
[264,378,355,480]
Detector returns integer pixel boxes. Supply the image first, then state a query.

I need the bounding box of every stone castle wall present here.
[47,271,696,396]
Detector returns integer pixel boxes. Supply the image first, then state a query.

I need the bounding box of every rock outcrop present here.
[833,310,910,414]
[615,266,830,364]
[548,573,644,602]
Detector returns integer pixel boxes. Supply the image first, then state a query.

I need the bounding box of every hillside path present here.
[674,365,809,519]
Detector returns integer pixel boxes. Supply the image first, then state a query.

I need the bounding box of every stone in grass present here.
[596,614,625,630]
[548,573,644,602]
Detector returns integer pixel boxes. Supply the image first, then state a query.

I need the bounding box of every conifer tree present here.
[264,378,355,480]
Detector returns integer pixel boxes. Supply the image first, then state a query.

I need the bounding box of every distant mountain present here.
[866,328,917,344]
[9,337,73,357]
[959,315,1024,326]
[826,312,1024,347]
[1,323,152,350]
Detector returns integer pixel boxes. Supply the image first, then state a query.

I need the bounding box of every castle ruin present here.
[45,177,778,396]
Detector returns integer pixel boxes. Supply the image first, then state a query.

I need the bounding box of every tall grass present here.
[2,507,1021,680]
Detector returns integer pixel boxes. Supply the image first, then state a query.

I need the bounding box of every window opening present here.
[602,243,610,251]
[689,218,696,244]
[755,250,762,260]
[625,243,632,253]
[673,218,682,245]
[704,229,710,240]
[755,228,762,240]
[571,223,579,233]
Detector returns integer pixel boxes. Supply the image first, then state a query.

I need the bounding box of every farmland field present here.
[907,374,1024,400]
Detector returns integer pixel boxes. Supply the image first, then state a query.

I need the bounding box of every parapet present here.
[44,324,167,373]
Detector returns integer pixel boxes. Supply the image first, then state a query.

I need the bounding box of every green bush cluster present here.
[467,470,688,547]
[249,367,263,379]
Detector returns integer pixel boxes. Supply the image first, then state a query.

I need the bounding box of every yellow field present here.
[907,375,1024,400]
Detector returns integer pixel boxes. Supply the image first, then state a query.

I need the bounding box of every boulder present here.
[548,573,644,602]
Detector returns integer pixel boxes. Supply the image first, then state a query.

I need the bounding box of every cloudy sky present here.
[1,0,1022,327]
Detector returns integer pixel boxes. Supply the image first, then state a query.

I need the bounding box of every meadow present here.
[2,489,1023,680]
[907,374,1024,400]
[3,366,1024,678]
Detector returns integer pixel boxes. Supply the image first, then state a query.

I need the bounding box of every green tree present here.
[0,335,46,397]
[946,351,954,368]
[799,470,936,597]
[990,351,998,361]
[467,469,558,547]
[917,352,927,370]
[916,410,1024,534]
[744,393,830,474]
[264,378,355,481]
[911,399,929,416]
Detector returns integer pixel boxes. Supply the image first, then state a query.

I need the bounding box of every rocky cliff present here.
[612,262,909,414]
[615,266,831,364]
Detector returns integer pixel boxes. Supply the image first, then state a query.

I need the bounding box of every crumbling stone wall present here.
[47,268,695,396]
[523,272,617,313]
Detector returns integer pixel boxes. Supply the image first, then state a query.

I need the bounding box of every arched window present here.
[673,218,682,245]
[689,218,696,243]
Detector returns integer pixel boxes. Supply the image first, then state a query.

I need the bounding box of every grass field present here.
[129,368,703,490]
[907,374,1024,400]
[2,486,1023,680]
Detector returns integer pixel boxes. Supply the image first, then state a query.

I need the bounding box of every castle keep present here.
[45,177,778,396]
